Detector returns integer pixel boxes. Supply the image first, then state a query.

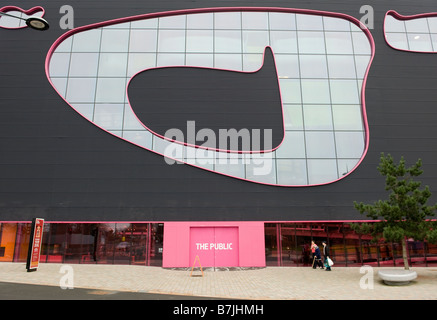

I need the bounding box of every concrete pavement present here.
[0,262,436,300]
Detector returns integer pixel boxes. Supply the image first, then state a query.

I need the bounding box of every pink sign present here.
[190,227,239,267]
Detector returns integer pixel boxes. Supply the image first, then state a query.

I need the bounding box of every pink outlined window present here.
[384,10,437,53]
[46,7,374,187]
[0,6,45,29]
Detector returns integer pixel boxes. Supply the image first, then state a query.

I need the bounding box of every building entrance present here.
[189,227,239,267]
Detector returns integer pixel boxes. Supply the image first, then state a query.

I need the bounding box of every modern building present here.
[1,0,437,268]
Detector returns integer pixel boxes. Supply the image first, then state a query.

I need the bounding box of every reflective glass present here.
[307,159,338,184]
[122,130,153,149]
[186,53,214,68]
[384,15,406,33]
[270,31,298,53]
[408,33,433,51]
[327,55,357,79]
[385,32,409,50]
[242,53,263,71]
[66,78,97,103]
[70,53,99,77]
[72,103,94,121]
[301,79,331,104]
[94,104,124,130]
[72,29,102,52]
[329,80,360,104]
[325,32,354,54]
[214,54,242,70]
[297,31,326,54]
[243,31,270,53]
[274,54,299,78]
[242,12,269,30]
[129,29,158,52]
[283,104,303,130]
[352,32,372,54]
[332,104,363,130]
[334,131,365,158]
[98,53,128,77]
[323,16,351,31]
[158,15,186,29]
[186,12,213,29]
[186,30,214,53]
[158,30,185,52]
[279,79,301,104]
[245,154,276,185]
[127,53,156,76]
[49,53,71,77]
[214,12,241,29]
[95,78,127,103]
[276,159,307,185]
[427,17,437,33]
[269,12,296,30]
[100,29,130,52]
[276,131,306,158]
[214,30,242,53]
[405,18,430,33]
[299,55,328,78]
[303,105,333,130]
[296,14,323,30]
[305,132,336,158]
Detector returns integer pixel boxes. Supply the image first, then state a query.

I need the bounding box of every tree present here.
[353,153,437,270]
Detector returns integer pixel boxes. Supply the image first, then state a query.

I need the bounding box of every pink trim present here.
[384,10,437,53]
[45,7,375,187]
[0,6,45,30]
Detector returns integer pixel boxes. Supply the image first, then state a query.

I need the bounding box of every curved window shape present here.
[46,7,374,187]
[0,6,45,29]
[384,10,437,52]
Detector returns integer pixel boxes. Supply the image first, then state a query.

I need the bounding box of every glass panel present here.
[303,105,333,130]
[265,223,279,266]
[113,223,132,265]
[186,30,214,53]
[100,29,130,52]
[326,224,346,266]
[131,18,158,29]
[276,159,307,185]
[66,78,97,103]
[242,31,269,54]
[385,15,406,33]
[95,223,116,264]
[323,16,351,31]
[274,54,299,78]
[269,12,296,30]
[283,104,303,130]
[409,240,426,267]
[297,31,326,54]
[14,223,32,262]
[269,31,298,53]
[385,33,409,50]
[130,224,148,265]
[214,54,242,70]
[158,30,185,52]
[280,224,297,266]
[215,30,242,53]
[129,29,158,52]
[95,78,127,103]
[327,55,357,79]
[307,159,338,185]
[343,224,361,266]
[330,79,360,104]
[405,18,430,33]
[299,55,328,78]
[337,159,360,177]
[296,14,324,31]
[45,223,67,263]
[127,53,156,76]
[379,242,394,266]
[156,53,185,67]
[158,15,186,29]
[425,242,437,266]
[428,17,437,33]
[186,13,213,29]
[98,53,128,77]
[295,223,313,266]
[0,223,17,262]
[149,223,164,266]
[352,32,372,54]
[49,53,71,77]
[72,29,102,52]
[93,104,124,130]
[276,131,306,158]
[186,53,214,67]
[242,53,263,71]
[245,154,276,184]
[407,33,433,51]
[214,12,241,29]
[215,154,245,178]
[301,79,331,104]
[361,240,379,266]
[354,55,371,77]
[335,131,365,158]
[325,32,354,54]
[305,132,336,158]
[64,223,99,264]
[279,79,301,104]
[122,130,153,149]
[70,53,99,77]
[242,12,269,30]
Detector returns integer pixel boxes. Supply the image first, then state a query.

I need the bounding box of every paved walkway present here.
[0,262,436,300]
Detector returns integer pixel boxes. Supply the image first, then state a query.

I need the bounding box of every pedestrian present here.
[322,241,332,271]
[312,242,324,269]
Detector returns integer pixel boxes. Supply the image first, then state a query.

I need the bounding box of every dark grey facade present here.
[1,0,437,223]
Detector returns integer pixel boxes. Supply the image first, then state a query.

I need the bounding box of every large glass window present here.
[48,9,372,187]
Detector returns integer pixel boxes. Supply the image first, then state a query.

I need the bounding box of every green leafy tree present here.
[353,153,437,270]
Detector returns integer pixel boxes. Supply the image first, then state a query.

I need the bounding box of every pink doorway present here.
[189,227,239,267]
